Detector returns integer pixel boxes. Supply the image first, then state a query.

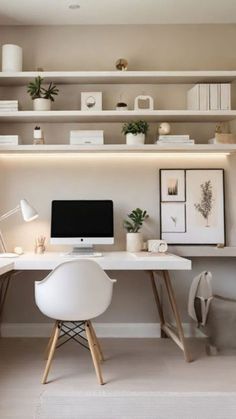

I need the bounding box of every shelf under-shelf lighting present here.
[0,152,229,159]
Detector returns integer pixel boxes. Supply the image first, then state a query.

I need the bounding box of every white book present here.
[220,84,231,110]
[158,138,192,143]
[159,135,190,140]
[187,85,200,110]
[0,100,18,104]
[156,140,195,145]
[199,84,209,110]
[0,108,18,112]
[209,84,220,110]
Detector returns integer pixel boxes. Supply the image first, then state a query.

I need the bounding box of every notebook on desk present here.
[133,252,170,257]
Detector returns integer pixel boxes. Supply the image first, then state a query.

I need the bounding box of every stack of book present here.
[187,84,231,111]
[0,100,18,111]
[0,135,20,145]
[156,135,195,146]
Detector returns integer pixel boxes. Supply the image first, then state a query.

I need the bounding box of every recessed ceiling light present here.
[69,3,80,9]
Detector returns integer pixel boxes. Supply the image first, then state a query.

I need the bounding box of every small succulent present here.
[27,76,59,102]
[122,120,149,136]
[124,208,149,233]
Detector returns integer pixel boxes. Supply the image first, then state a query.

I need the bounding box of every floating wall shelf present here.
[0,144,235,155]
[0,110,236,123]
[169,246,236,257]
[0,71,236,85]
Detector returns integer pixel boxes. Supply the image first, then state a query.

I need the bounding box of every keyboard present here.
[61,252,103,258]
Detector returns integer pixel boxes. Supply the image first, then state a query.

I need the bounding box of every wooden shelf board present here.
[169,246,236,257]
[0,71,236,85]
[0,110,236,122]
[0,144,235,154]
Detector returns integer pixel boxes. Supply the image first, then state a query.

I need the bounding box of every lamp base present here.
[0,253,19,258]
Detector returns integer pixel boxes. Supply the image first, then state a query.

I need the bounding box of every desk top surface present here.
[0,251,191,274]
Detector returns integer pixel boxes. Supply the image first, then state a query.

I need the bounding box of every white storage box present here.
[0,135,20,145]
[70,130,104,145]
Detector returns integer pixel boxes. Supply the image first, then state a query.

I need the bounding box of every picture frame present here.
[160,169,186,202]
[81,92,102,111]
[160,169,225,245]
[161,202,186,233]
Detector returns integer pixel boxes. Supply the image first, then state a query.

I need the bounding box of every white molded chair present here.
[35,259,116,385]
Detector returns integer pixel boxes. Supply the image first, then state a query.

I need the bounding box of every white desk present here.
[11,251,191,271]
[0,251,192,361]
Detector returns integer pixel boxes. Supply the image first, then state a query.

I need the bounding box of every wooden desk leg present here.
[162,270,191,363]
[149,271,167,338]
[0,274,11,323]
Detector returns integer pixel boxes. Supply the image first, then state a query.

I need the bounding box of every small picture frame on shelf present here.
[160,168,225,245]
[81,92,102,111]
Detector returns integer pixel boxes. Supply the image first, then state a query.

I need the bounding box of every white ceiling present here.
[0,0,236,25]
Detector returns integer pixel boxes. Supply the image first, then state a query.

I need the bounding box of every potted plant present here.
[122,120,149,145]
[27,76,59,111]
[123,208,149,252]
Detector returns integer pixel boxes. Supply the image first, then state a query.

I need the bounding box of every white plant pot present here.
[2,44,23,72]
[126,133,145,145]
[126,232,143,252]
[33,98,51,111]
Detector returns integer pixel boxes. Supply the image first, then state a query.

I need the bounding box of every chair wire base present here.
[56,321,89,350]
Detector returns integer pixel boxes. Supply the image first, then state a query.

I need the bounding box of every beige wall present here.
[1,24,236,327]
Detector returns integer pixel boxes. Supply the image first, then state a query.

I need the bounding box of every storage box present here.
[70,130,104,145]
[0,135,20,145]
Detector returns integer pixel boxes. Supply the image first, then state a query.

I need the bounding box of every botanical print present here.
[194,180,213,227]
[161,202,186,233]
[171,216,177,227]
[167,178,178,196]
[161,170,185,202]
[160,169,225,244]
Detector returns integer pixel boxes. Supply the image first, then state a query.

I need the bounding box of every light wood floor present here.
[0,338,236,418]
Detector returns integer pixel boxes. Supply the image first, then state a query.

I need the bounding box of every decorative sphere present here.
[158,122,171,135]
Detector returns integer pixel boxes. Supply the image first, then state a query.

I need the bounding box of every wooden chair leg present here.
[42,321,60,384]
[88,321,104,362]
[85,321,104,385]
[44,321,57,360]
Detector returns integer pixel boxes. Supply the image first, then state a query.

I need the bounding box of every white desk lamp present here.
[0,199,38,258]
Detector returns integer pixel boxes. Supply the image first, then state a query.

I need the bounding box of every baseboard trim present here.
[0,322,204,338]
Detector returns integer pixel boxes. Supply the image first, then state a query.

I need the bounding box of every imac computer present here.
[51,200,114,256]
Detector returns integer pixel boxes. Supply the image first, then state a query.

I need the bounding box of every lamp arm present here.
[0,205,20,222]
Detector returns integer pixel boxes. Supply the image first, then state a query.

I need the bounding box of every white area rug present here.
[36,391,236,419]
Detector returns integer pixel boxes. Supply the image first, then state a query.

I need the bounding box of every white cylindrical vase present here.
[2,44,23,72]
[126,133,145,145]
[33,98,51,111]
[126,232,143,252]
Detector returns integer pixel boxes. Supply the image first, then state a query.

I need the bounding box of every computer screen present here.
[50,200,114,245]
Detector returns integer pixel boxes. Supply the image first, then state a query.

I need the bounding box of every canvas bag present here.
[188,271,236,353]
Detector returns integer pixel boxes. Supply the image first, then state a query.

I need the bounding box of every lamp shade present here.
[20,199,38,222]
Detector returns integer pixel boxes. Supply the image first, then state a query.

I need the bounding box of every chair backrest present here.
[35,259,115,321]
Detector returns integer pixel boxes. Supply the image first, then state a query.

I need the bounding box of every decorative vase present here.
[116,102,128,111]
[33,98,51,111]
[2,44,23,72]
[126,232,143,252]
[126,133,145,145]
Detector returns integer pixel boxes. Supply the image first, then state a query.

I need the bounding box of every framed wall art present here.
[81,92,102,111]
[160,169,186,202]
[160,169,225,245]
